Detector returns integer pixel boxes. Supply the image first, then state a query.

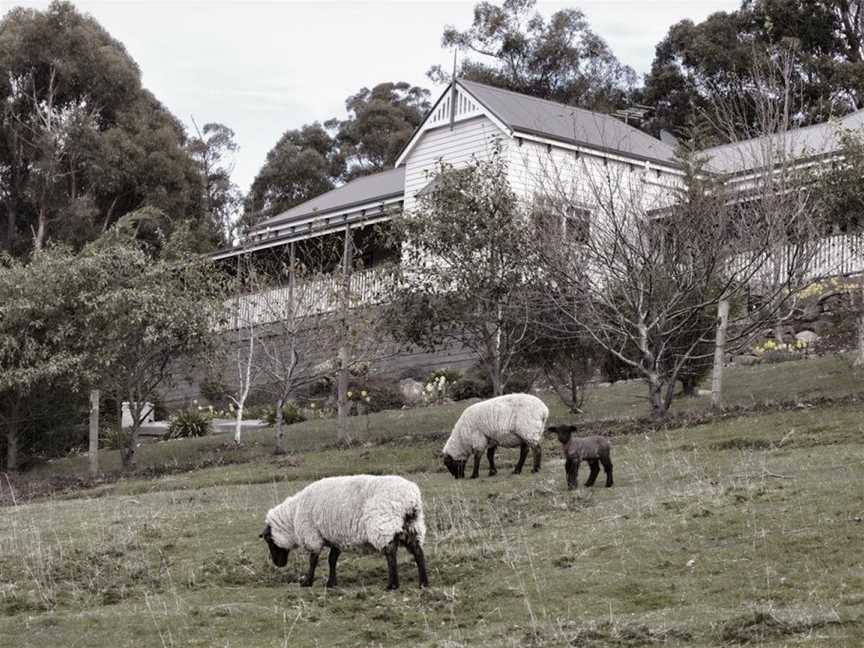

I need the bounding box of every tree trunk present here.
[490,367,504,396]
[336,351,351,445]
[88,390,100,478]
[34,204,47,252]
[681,378,698,397]
[711,298,730,408]
[120,429,139,469]
[3,203,16,252]
[647,375,667,420]
[120,400,141,469]
[234,403,244,445]
[274,397,286,455]
[5,424,18,473]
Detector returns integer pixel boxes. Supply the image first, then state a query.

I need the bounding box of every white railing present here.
[221,264,397,329]
[729,232,864,287]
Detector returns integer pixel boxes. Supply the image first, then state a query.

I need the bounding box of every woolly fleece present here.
[265,475,426,553]
[442,393,549,461]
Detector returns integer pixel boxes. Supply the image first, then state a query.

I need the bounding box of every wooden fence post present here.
[89,389,100,479]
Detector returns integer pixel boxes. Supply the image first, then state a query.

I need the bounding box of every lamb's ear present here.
[259,524,271,540]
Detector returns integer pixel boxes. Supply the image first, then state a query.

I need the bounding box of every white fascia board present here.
[250,197,403,238]
[513,131,686,177]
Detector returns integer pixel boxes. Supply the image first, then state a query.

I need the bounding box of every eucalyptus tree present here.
[0,1,211,255]
[429,0,636,112]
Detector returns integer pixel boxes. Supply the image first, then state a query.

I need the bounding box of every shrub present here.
[100,426,130,450]
[344,376,406,414]
[423,368,462,404]
[199,379,228,407]
[451,375,488,401]
[263,402,307,426]
[166,409,211,439]
[448,364,536,401]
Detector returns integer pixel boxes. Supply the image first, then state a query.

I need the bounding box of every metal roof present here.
[700,109,864,174]
[252,167,405,232]
[457,79,680,167]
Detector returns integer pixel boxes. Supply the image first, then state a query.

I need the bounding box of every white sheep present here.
[260,475,428,590]
[442,393,549,479]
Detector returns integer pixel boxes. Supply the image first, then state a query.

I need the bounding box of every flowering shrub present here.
[752,338,810,364]
[423,369,462,405]
[753,339,809,355]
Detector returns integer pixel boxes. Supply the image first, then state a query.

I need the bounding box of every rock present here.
[795,330,819,344]
[399,378,425,406]
[735,354,761,366]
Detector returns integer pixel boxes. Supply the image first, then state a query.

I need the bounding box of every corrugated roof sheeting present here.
[700,109,864,174]
[458,79,680,166]
[253,167,406,232]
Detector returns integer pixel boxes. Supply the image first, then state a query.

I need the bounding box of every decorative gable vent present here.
[428,86,481,127]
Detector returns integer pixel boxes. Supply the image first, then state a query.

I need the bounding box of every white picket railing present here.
[222,233,864,330]
[222,264,397,329]
[728,232,864,287]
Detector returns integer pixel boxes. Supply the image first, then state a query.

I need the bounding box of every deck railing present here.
[222,233,864,330]
[729,232,864,287]
[221,264,397,329]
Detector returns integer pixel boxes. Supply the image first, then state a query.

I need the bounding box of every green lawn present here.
[2,356,863,646]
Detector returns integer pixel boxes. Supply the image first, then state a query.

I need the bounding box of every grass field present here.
[1,356,863,647]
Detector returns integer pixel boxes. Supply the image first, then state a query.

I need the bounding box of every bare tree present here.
[702,49,833,406]
[256,244,334,454]
[223,256,266,445]
[531,141,821,419]
[329,227,396,446]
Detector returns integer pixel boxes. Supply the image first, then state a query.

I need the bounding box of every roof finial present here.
[449,49,458,131]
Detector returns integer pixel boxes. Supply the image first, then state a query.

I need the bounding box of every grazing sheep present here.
[442,393,549,479]
[548,424,613,489]
[260,475,428,590]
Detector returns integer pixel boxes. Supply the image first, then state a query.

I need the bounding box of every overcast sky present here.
[11,0,739,191]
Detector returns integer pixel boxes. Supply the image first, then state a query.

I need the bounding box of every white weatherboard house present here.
[216,79,864,324]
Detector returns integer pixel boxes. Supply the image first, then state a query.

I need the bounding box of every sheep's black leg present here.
[513,442,529,474]
[531,444,542,473]
[301,551,319,586]
[326,546,341,588]
[487,446,497,476]
[601,455,614,487]
[585,459,600,487]
[565,457,579,490]
[384,540,399,590]
[404,538,429,588]
[470,452,481,479]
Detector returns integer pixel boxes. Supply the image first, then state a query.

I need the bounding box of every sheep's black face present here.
[548,424,577,445]
[260,524,289,567]
[443,454,464,479]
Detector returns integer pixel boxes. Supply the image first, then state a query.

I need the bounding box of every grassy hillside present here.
[1,356,863,646]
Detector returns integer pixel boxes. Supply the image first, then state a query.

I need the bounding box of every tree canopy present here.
[243,81,430,230]
[429,0,636,113]
[327,82,430,180]
[242,123,343,228]
[643,0,864,140]
[0,1,217,256]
